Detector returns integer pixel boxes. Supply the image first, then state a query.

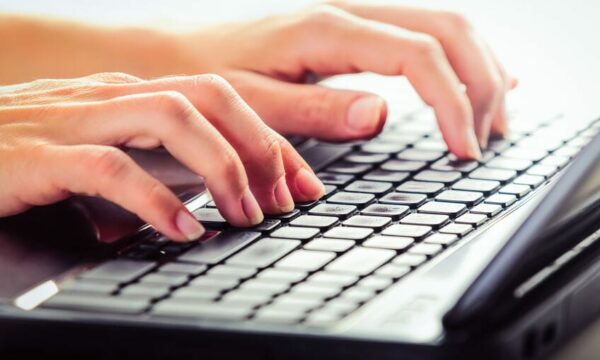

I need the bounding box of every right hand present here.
[0,72,325,242]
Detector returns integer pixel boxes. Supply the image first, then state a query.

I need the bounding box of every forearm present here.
[0,15,198,84]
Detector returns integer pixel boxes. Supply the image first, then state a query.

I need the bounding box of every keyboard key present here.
[328,191,375,206]
[60,279,118,295]
[271,226,319,240]
[345,180,393,195]
[267,209,300,220]
[503,147,547,161]
[189,276,239,291]
[357,276,393,291]
[304,238,354,252]
[439,223,473,236]
[44,293,149,314]
[340,287,376,303]
[323,226,374,240]
[513,174,545,187]
[253,307,305,324]
[435,190,483,206]
[257,268,307,283]
[324,184,337,197]
[276,250,336,271]
[363,169,410,184]
[290,215,338,229]
[396,181,444,195]
[222,290,273,305]
[400,213,449,227]
[120,283,171,298]
[363,235,414,250]
[252,219,281,232]
[169,286,221,301]
[392,253,427,267]
[413,138,448,152]
[192,208,226,226]
[309,203,357,217]
[343,215,392,229]
[527,164,558,178]
[471,203,502,217]
[361,142,406,154]
[326,161,372,174]
[299,143,352,171]
[486,157,533,171]
[452,179,500,195]
[397,149,444,162]
[540,155,570,168]
[81,259,155,283]
[295,200,319,210]
[487,138,512,153]
[418,201,466,217]
[380,159,426,172]
[431,157,478,173]
[309,272,358,287]
[178,231,261,265]
[344,152,389,164]
[424,233,459,246]
[207,265,257,280]
[272,294,324,310]
[326,247,395,275]
[375,264,411,278]
[239,279,290,295]
[290,283,342,299]
[409,243,443,257]
[485,193,517,207]
[226,238,299,268]
[382,224,431,239]
[139,272,188,287]
[413,170,461,185]
[152,300,252,320]
[361,204,409,219]
[469,167,516,182]
[380,192,427,207]
[455,213,488,226]
[317,172,354,186]
[499,184,531,198]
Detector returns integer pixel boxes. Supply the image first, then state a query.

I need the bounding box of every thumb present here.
[225,71,387,141]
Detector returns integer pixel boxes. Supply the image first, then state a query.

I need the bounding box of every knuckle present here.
[410,34,445,60]
[440,11,473,34]
[87,147,130,180]
[304,4,347,27]
[194,74,234,95]
[153,90,196,128]
[87,72,142,84]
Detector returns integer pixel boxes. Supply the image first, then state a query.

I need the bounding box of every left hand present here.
[181,2,517,159]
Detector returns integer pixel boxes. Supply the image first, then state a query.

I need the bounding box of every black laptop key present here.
[413,170,461,185]
[177,231,261,265]
[380,159,427,172]
[344,152,390,164]
[486,157,533,171]
[345,180,392,195]
[435,190,483,206]
[396,180,444,195]
[397,149,444,162]
[380,192,427,207]
[326,161,372,175]
[361,204,409,219]
[431,156,479,173]
[309,203,357,217]
[362,169,410,184]
[327,191,375,206]
[469,167,516,182]
[227,238,300,268]
[343,215,392,229]
[451,179,500,195]
[317,172,354,186]
[81,259,155,283]
[300,143,352,171]
[290,215,338,229]
[44,293,149,314]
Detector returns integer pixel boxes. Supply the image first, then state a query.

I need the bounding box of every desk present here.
[1,0,599,358]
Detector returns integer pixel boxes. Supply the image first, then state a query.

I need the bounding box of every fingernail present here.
[241,188,264,225]
[295,168,325,199]
[347,96,384,132]
[467,130,483,160]
[176,209,205,241]
[273,177,294,213]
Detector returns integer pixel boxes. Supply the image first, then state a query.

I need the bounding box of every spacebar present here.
[299,143,353,171]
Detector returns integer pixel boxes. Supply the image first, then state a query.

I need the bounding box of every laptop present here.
[0,79,598,358]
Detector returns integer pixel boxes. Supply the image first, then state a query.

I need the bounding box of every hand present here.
[0,73,324,241]
[183,2,517,159]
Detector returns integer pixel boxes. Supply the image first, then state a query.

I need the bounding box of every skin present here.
[0,2,516,242]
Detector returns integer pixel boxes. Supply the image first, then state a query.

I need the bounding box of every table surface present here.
[1,0,599,358]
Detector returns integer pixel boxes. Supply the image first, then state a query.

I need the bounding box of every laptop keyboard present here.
[40,109,600,327]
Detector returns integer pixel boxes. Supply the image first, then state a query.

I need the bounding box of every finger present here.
[224,70,387,142]
[52,91,263,227]
[46,145,204,242]
[289,6,480,159]
[328,3,509,148]
[83,74,325,208]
